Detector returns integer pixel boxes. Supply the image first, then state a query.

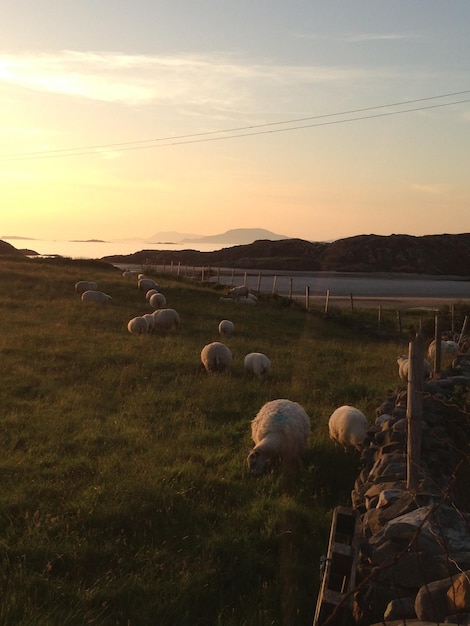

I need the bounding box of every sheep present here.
[229,285,249,299]
[122,270,139,279]
[81,290,112,303]
[247,399,311,475]
[75,280,97,294]
[153,308,180,331]
[149,292,167,309]
[142,313,156,333]
[427,339,460,362]
[218,319,234,336]
[200,341,232,373]
[138,278,159,292]
[328,405,368,451]
[127,316,149,335]
[397,354,432,381]
[237,296,256,305]
[145,288,160,301]
[244,352,270,377]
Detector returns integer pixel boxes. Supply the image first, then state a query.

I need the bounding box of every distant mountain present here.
[181,228,289,245]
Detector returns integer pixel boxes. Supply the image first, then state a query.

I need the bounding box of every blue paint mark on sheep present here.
[273,412,289,424]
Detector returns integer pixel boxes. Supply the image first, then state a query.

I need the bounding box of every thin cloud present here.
[411,183,452,195]
[0,50,383,108]
[344,32,417,42]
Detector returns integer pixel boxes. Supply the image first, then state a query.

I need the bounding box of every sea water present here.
[2,237,224,259]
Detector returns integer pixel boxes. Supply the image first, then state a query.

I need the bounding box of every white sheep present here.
[145,289,160,301]
[427,339,460,362]
[229,285,249,299]
[397,354,432,381]
[127,316,149,335]
[138,278,159,292]
[247,399,311,475]
[153,308,180,331]
[122,270,139,279]
[75,280,98,294]
[142,313,156,333]
[244,352,270,377]
[200,342,232,373]
[328,405,368,451]
[218,319,234,336]
[81,290,112,303]
[237,296,256,305]
[149,292,166,309]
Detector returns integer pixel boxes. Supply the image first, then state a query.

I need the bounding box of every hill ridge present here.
[100,232,470,276]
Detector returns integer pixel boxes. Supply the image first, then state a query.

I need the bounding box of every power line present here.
[2,90,470,161]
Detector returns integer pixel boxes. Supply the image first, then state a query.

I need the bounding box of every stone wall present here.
[351,367,470,625]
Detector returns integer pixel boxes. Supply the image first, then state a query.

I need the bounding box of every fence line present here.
[136,260,469,334]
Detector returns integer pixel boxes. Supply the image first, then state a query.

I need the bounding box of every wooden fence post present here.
[433,314,442,374]
[350,293,354,312]
[397,310,402,335]
[458,315,468,345]
[256,272,261,293]
[289,278,293,299]
[272,276,277,295]
[243,272,247,287]
[407,334,425,490]
[230,268,234,286]
[324,289,330,314]
[305,286,310,310]
[217,267,220,283]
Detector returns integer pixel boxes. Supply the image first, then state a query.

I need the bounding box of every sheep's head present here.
[247,448,270,476]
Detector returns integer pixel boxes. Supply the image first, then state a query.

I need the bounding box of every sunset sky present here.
[1,1,469,243]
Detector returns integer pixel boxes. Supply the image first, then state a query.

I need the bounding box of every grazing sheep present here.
[138,278,159,292]
[153,308,180,331]
[397,354,432,381]
[127,316,149,335]
[237,296,256,305]
[427,339,460,362]
[244,352,270,377]
[229,285,249,299]
[122,270,139,279]
[328,405,368,451]
[75,280,98,294]
[149,292,167,309]
[247,399,311,475]
[81,290,112,303]
[218,319,234,336]
[145,288,160,301]
[219,297,234,303]
[200,342,232,373]
[142,313,156,332]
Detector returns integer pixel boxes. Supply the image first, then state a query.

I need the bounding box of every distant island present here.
[70,239,107,243]
[148,228,289,245]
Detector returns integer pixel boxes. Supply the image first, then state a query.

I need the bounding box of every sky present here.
[1,0,470,243]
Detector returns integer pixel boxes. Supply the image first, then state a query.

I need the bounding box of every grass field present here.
[0,255,467,625]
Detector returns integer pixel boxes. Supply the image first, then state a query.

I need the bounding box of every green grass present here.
[0,255,445,625]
